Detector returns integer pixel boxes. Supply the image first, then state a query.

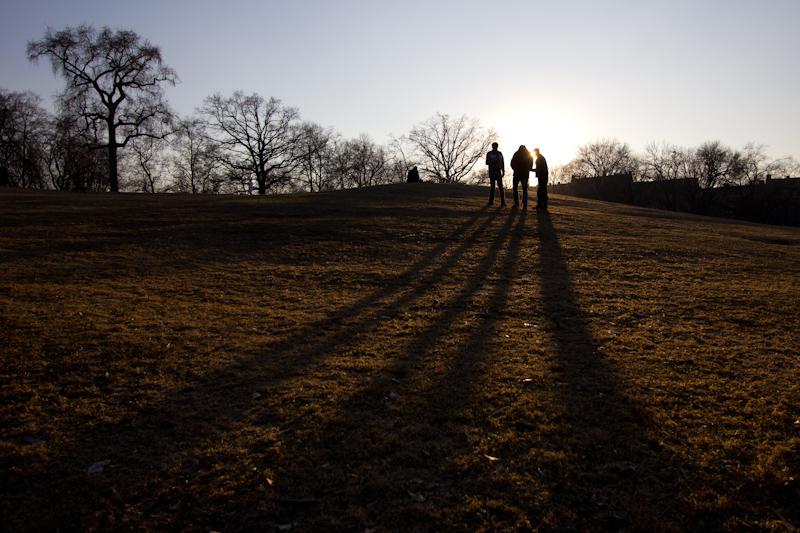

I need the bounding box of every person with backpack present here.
[510,145,534,208]
[485,142,506,206]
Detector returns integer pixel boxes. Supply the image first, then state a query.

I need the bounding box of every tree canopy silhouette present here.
[405,113,495,183]
[27,25,178,192]
[200,92,301,195]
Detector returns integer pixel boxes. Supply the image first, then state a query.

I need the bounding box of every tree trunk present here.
[107,123,119,192]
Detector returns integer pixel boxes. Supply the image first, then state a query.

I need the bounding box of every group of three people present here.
[485,143,548,210]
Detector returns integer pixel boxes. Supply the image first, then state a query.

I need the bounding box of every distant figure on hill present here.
[533,148,549,210]
[407,166,420,183]
[485,142,506,206]
[510,145,534,208]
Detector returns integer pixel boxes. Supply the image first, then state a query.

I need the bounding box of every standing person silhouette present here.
[485,142,506,206]
[510,145,534,208]
[533,148,549,210]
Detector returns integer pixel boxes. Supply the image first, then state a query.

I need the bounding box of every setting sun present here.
[495,109,584,169]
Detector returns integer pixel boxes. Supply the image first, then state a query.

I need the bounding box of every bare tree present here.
[784,157,800,177]
[125,134,170,193]
[345,134,391,188]
[324,134,394,189]
[171,117,223,193]
[548,164,571,185]
[388,134,421,182]
[737,142,795,185]
[295,121,337,192]
[569,137,639,178]
[45,111,108,191]
[27,25,178,192]
[199,91,301,195]
[694,140,744,188]
[326,136,352,190]
[0,88,50,188]
[642,141,682,182]
[405,113,494,183]
[636,141,700,211]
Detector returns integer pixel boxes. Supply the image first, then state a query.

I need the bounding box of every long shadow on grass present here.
[243,205,502,383]
[529,210,684,530]
[0,200,514,530]
[256,209,529,530]
[271,207,687,531]
[167,202,528,529]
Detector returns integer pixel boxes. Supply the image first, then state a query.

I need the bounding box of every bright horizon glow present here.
[495,109,584,168]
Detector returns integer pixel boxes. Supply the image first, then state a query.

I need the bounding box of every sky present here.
[2,0,799,167]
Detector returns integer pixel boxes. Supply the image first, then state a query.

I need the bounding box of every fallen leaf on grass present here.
[483,454,501,462]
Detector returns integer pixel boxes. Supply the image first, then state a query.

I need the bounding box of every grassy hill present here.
[1,184,799,532]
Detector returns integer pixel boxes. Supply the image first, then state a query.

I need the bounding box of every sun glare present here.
[495,110,583,167]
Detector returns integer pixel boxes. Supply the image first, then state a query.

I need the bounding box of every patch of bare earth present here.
[1,185,799,532]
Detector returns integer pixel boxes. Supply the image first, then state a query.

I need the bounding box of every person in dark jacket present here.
[407,166,420,183]
[485,142,506,205]
[533,148,549,210]
[510,145,534,208]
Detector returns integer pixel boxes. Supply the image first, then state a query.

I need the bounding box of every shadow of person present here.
[533,208,682,529]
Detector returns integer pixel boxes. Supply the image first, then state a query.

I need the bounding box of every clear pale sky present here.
[2,0,798,166]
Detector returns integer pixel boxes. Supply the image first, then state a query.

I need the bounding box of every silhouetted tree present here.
[28,25,178,192]
[568,137,639,178]
[736,142,795,185]
[170,117,224,193]
[45,111,108,191]
[0,88,50,188]
[295,121,337,192]
[405,113,495,183]
[695,140,743,189]
[324,134,394,189]
[344,134,391,188]
[125,134,170,193]
[642,141,682,182]
[638,141,701,211]
[388,134,422,183]
[200,91,301,195]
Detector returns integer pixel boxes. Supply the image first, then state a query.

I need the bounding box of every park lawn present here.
[1,184,799,532]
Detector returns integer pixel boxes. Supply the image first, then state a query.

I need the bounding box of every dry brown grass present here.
[1,184,799,532]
